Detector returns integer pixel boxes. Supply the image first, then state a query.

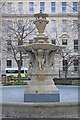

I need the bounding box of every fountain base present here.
[24,74,60,102]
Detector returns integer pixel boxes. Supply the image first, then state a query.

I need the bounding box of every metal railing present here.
[59,70,79,78]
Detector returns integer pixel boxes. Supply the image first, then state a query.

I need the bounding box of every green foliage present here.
[3,81,28,86]
[54,77,80,80]
[3,82,12,86]
[72,82,80,86]
[66,78,80,80]
[53,77,80,86]
[12,81,28,85]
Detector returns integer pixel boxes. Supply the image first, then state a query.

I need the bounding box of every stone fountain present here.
[19,12,64,102]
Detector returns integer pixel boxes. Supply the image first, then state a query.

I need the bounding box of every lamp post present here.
[59,61,61,78]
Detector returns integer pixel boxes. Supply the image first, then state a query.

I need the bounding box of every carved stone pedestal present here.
[24,73,60,102]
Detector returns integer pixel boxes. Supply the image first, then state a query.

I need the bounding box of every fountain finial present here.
[34,12,49,34]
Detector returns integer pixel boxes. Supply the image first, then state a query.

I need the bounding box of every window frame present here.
[18,2,23,13]
[73,20,78,32]
[29,39,33,44]
[6,20,13,32]
[62,39,67,45]
[74,59,79,71]
[40,2,45,12]
[7,60,12,68]
[73,2,78,12]
[62,20,67,32]
[7,2,13,13]
[51,20,56,32]
[29,2,34,13]
[74,39,78,52]
[51,2,55,13]
[63,59,68,71]
[62,2,67,13]
[51,39,56,44]
[18,20,23,33]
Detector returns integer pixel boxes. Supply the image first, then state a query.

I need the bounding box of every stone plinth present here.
[24,72,60,102]
[24,94,60,102]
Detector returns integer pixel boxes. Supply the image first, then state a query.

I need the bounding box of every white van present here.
[5,67,28,78]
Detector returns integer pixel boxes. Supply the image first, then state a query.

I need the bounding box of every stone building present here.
[0,0,79,78]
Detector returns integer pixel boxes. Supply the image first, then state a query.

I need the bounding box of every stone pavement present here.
[1,102,79,118]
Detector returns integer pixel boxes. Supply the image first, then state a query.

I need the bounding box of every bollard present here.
[6,76,9,82]
[13,77,16,82]
[1,74,6,83]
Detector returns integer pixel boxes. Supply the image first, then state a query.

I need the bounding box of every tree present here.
[61,48,78,78]
[2,15,36,81]
[45,18,78,78]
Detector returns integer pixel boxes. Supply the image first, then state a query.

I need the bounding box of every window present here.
[51,39,56,44]
[62,2,66,12]
[28,20,34,33]
[51,20,56,32]
[7,60,12,67]
[18,20,23,33]
[6,20,13,32]
[6,70,24,74]
[18,2,23,13]
[62,20,67,32]
[7,40,11,45]
[73,2,78,12]
[28,22,33,31]
[51,2,55,13]
[62,39,67,45]
[29,2,34,13]
[18,60,23,66]
[74,59,79,71]
[7,39,12,51]
[7,2,13,13]
[63,59,68,71]
[40,2,45,12]
[74,39,78,52]
[17,20,23,45]
[29,39,33,44]
[7,46,11,51]
[18,40,23,46]
[73,20,78,32]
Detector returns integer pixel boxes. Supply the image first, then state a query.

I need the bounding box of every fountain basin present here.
[1,85,79,103]
[1,85,79,118]
[21,43,64,53]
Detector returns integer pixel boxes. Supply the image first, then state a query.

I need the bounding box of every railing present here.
[59,70,79,78]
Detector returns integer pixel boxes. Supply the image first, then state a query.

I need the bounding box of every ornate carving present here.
[32,48,46,70]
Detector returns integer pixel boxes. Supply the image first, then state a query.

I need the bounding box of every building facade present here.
[0,0,79,78]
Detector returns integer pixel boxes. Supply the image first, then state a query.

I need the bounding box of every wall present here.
[1,102,79,118]
[0,0,79,77]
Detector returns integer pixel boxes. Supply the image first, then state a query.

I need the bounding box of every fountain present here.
[19,12,64,102]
